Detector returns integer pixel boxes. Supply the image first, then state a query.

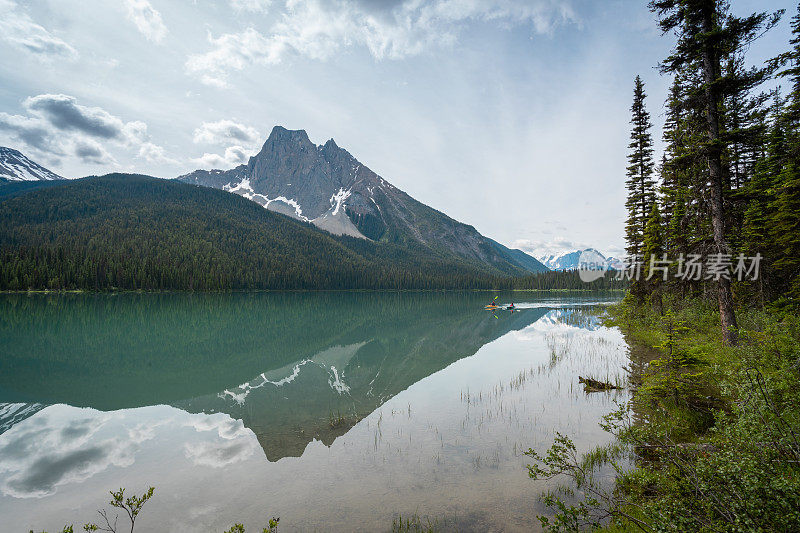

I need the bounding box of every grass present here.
[530,293,800,531]
[328,410,350,429]
[391,513,442,532]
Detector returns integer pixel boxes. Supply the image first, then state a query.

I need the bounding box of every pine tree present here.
[625,75,656,258]
[740,96,785,302]
[772,3,800,298]
[643,202,665,271]
[649,0,782,344]
[660,76,691,258]
[643,202,666,312]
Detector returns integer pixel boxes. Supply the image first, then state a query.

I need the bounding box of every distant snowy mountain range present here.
[0,147,63,182]
[538,248,622,271]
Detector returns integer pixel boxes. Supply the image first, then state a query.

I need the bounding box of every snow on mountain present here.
[538,248,618,271]
[0,147,63,182]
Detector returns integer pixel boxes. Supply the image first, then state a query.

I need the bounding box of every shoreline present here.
[0,288,628,295]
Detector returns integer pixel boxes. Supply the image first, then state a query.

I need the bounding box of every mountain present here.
[539,248,618,271]
[178,126,546,274]
[490,239,549,273]
[0,147,63,182]
[0,173,523,291]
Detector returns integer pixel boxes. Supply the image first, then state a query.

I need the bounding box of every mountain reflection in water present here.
[0,292,627,532]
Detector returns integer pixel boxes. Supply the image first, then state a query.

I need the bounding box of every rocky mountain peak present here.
[265,126,312,146]
[176,126,546,275]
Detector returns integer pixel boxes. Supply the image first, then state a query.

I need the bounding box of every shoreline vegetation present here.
[524,0,800,530]
[523,297,800,532]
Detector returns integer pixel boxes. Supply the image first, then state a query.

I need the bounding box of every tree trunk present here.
[701,5,738,345]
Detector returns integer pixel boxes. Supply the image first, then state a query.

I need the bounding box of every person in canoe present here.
[508,302,515,310]
[486,296,500,308]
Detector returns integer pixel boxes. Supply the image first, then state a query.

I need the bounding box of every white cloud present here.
[0,0,78,60]
[193,120,260,145]
[190,120,262,169]
[186,28,276,87]
[123,0,168,43]
[138,142,179,164]
[122,121,150,145]
[0,94,174,168]
[183,415,259,468]
[187,0,576,86]
[230,0,272,13]
[192,145,252,169]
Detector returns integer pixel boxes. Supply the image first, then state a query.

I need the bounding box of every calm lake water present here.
[0,292,633,532]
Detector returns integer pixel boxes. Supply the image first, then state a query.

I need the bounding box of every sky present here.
[0,0,792,259]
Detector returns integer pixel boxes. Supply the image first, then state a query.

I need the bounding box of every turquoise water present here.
[0,292,629,531]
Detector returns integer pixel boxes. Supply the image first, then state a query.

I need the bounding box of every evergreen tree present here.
[625,75,656,258]
[648,0,781,344]
[643,203,665,267]
[740,96,785,302]
[772,3,800,298]
[643,202,665,312]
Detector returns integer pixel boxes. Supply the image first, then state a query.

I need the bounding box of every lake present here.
[0,292,633,532]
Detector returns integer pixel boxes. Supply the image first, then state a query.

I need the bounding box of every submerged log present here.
[579,376,620,392]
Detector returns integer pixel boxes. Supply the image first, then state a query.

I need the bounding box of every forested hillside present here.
[0,174,524,290]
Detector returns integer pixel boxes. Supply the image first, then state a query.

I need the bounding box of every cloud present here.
[123,121,149,144]
[193,120,260,145]
[123,0,168,43]
[0,0,78,60]
[231,0,272,13]
[138,142,179,164]
[0,408,137,499]
[183,439,256,468]
[192,145,253,169]
[7,445,117,497]
[0,113,64,155]
[512,236,592,259]
[24,94,127,140]
[74,139,116,165]
[0,94,174,169]
[187,0,576,86]
[186,28,276,87]
[183,414,259,468]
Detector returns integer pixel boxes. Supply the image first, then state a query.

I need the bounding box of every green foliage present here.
[0,174,523,291]
[531,299,800,532]
[524,431,638,532]
[222,518,279,533]
[625,75,657,258]
[513,270,629,291]
[641,204,663,270]
[83,486,155,533]
[32,485,282,533]
[612,304,800,532]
